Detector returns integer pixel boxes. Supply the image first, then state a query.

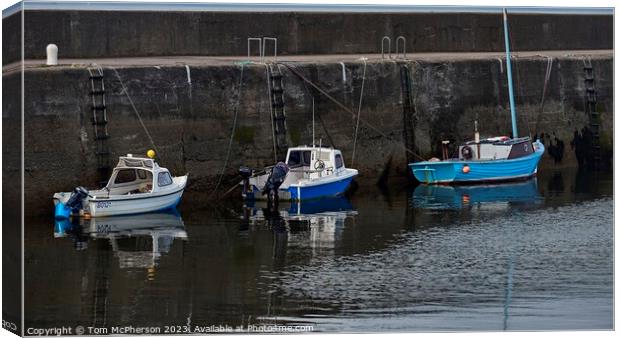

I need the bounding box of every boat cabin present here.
[285,146,346,179]
[458,136,534,161]
[104,155,174,195]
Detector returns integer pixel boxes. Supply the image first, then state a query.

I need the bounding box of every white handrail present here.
[381,36,391,59]
[395,36,407,59]
[262,37,278,62]
[247,37,263,62]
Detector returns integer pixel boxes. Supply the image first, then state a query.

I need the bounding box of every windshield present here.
[287,151,311,167]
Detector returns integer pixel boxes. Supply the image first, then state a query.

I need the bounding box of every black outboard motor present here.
[238,166,254,198]
[65,186,90,212]
[262,162,289,206]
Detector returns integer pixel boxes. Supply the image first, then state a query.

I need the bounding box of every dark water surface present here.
[25,168,613,333]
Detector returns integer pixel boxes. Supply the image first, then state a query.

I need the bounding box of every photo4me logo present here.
[2,320,18,332]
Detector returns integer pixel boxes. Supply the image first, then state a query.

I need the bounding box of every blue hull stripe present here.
[287,176,354,200]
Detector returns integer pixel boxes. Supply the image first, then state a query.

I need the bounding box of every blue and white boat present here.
[240,146,358,201]
[409,9,545,185]
[410,137,545,184]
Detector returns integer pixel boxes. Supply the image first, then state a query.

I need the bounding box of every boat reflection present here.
[54,211,187,269]
[412,178,541,210]
[241,196,357,250]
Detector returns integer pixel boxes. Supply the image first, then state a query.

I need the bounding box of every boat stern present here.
[409,161,457,184]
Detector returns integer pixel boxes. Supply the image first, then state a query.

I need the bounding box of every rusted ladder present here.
[583,58,601,169]
[267,64,288,161]
[88,65,110,185]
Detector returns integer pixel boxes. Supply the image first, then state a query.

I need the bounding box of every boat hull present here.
[246,170,357,201]
[287,174,356,201]
[87,188,184,217]
[410,142,544,184]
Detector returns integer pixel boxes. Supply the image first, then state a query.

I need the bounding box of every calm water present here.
[25,168,613,333]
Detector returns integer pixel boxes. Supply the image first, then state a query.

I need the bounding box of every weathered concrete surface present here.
[2,10,613,64]
[2,8,21,65]
[2,52,613,215]
[2,58,23,333]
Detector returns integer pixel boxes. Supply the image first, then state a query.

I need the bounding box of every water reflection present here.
[241,196,357,253]
[28,169,612,332]
[412,178,541,210]
[54,211,187,269]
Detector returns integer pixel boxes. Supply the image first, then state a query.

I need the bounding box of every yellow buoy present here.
[147,149,156,159]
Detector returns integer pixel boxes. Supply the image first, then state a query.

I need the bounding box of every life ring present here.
[461,146,473,160]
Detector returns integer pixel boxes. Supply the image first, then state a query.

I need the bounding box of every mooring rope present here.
[112,68,160,154]
[351,58,367,167]
[534,56,553,134]
[280,62,425,161]
[264,63,278,162]
[211,62,247,197]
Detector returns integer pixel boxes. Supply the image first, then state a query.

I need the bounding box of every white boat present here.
[53,154,188,218]
[240,146,358,201]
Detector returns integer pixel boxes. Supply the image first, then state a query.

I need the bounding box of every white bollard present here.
[46,44,58,65]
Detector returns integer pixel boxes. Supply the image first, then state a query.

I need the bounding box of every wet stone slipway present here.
[25,168,612,332]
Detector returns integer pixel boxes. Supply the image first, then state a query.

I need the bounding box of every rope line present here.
[289,62,338,148]
[112,68,160,154]
[211,63,246,197]
[351,58,367,166]
[280,62,425,161]
[265,64,278,162]
[534,56,553,134]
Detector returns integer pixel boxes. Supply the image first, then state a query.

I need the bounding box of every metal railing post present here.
[247,37,263,62]
[381,36,391,60]
[262,37,278,62]
[396,36,407,59]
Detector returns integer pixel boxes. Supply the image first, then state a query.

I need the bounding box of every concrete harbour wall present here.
[2,53,613,215]
[2,10,614,64]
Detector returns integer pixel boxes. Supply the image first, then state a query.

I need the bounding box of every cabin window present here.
[287,151,311,167]
[319,152,331,160]
[137,170,148,180]
[114,169,136,184]
[158,172,173,187]
[335,154,344,169]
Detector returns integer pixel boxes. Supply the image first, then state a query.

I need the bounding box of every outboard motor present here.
[55,186,90,219]
[262,162,289,206]
[238,166,254,198]
[66,186,89,211]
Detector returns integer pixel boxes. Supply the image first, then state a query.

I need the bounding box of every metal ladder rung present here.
[92,119,108,125]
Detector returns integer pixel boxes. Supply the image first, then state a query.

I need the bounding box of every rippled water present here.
[25,168,613,332]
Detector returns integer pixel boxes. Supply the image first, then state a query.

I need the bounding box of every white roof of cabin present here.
[114,156,162,172]
[287,146,336,152]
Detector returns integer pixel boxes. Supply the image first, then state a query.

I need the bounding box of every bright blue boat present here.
[240,146,358,201]
[409,9,545,185]
[410,137,545,184]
